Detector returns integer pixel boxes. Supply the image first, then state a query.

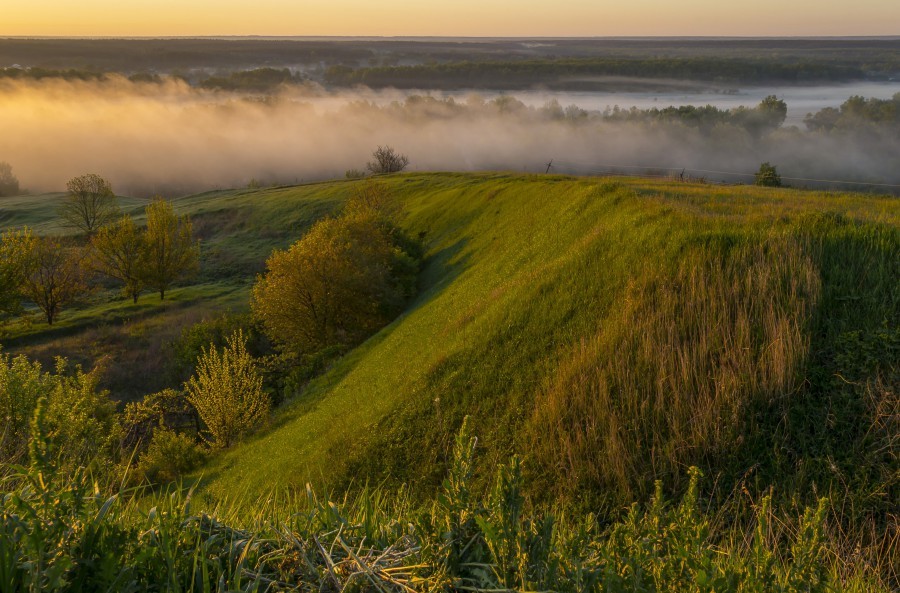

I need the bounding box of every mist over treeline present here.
[0,76,897,197]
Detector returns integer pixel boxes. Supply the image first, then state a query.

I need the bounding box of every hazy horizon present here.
[3,0,899,37]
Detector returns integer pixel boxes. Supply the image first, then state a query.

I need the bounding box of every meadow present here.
[1,172,898,590]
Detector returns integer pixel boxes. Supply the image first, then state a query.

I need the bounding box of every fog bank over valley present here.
[1,77,897,196]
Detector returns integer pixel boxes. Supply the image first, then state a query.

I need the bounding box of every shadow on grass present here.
[194,238,473,492]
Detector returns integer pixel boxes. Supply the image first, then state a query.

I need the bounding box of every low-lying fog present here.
[1,77,897,196]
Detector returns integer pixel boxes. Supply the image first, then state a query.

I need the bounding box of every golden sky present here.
[3,0,899,37]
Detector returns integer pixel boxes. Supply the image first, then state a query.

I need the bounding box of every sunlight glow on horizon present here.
[3,0,899,37]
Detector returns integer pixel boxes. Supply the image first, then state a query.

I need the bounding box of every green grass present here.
[1,421,890,592]
[3,172,898,584]
[172,174,897,524]
[4,174,898,550]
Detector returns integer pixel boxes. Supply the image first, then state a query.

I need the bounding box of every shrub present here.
[185,329,269,448]
[0,352,120,472]
[252,194,418,355]
[169,313,260,383]
[133,427,205,485]
[755,161,783,187]
[366,145,409,174]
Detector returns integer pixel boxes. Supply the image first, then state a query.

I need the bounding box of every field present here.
[1,172,898,589]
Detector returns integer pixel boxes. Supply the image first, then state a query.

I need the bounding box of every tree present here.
[366,145,409,174]
[0,228,37,319]
[755,162,783,187]
[252,201,415,355]
[21,237,85,325]
[90,215,147,303]
[734,95,787,139]
[141,198,199,300]
[185,330,269,448]
[0,162,19,197]
[59,173,120,235]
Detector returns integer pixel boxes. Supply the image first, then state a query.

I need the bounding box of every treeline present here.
[603,95,788,137]
[324,57,880,90]
[0,66,306,93]
[804,92,900,132]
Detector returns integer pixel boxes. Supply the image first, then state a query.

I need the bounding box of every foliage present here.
[89,215,148,303]
[0,421,887,592]
[185,330,269,448]
[132,427,205,485]
[0,353,119,473]
[755,161,783,186]
[59,173,119,235]
[345,168,367,179]
[141,197,199,300]
[605,95,787,137]
[366,145,409,174]
[0,161,19,197]
[805,93,900,132]
[0,351,44,462]
[252,184,418,355]
[21,237,86,325]
[0,228,36,319]
[169,313,260,383]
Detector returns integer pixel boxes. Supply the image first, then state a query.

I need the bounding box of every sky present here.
[2,0,899,37]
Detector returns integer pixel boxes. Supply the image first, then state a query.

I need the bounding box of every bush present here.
[169,313,261,382]
[755,161,783,187]
[366,145,409,174]
[133,428,205,485]
[0,352,120,473]
[185,329,269,448]
[252,184,419,356]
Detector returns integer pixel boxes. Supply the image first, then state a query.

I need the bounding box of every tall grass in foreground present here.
[533,235,820,502]
[0,420,889,592]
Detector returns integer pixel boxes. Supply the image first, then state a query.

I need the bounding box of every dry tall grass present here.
[532,234,821,501]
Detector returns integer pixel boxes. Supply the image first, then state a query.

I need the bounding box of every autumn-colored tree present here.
[21,237,86,325]
[0,228,37,318]
[185,330,268,448]
[90,215,147,303]
[141,197,199,300]
[252,206,414,355]
[59,173,120,235]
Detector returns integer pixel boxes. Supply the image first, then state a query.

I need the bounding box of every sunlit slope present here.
[197,174,898,507]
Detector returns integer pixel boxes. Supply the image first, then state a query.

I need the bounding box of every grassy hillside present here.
[161,174,897,527]
[3,172,898,584]
[4,174,897,510]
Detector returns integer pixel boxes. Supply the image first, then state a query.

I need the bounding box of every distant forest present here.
[0,37,897,90]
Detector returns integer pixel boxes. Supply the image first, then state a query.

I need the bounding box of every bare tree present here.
[366,146,409,174]
[59,173,120,235]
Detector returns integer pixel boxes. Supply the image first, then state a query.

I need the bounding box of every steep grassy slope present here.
[191,174,898,529]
